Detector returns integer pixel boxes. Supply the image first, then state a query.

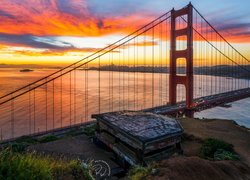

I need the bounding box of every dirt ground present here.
[27,135,121,174]
[147,156,250,180]
[179,118,250,165]
[146,118,250,180]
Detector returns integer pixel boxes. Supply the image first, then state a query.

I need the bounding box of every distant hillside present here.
[88,65,250,79]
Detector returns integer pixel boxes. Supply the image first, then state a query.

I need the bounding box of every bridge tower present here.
[169,3,193,114]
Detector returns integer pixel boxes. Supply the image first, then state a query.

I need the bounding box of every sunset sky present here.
[0,0,250,65]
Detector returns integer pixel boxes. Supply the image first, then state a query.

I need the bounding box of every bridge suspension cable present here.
[192,6,250,64]
[0,9,172,141]
[0,11,171,102]
[0,4,249,142]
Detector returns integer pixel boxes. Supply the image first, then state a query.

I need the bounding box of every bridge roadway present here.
[145,88,250,116]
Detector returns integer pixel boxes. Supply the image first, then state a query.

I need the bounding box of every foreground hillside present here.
[1,117,250,180]
[141,118,250,180]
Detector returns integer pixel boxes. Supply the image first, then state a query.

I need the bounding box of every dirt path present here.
[28,135,121,175]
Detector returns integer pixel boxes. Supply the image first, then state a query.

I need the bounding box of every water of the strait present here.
[0,68,249,140]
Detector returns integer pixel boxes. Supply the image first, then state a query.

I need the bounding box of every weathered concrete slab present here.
[93,111,183,165]
[93,111,183,143]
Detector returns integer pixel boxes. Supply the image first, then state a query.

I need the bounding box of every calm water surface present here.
[195,98,250,128]
[0,68,249,140]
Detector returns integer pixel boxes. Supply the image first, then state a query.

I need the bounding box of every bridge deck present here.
[145,88,250,115]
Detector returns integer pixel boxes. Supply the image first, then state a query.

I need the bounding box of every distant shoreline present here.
[87,65,250,80]
[1,64,249,80]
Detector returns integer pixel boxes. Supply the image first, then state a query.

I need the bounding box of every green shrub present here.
[200,138,237,160]
[0,149,93,180]
[129,166,150,180]
[129,166,153,180]
[2,136,38,153]
[214,149,239,161]
[0,149,52,180]
[65,129,83,137]
[15,136,38,144]
[83,124,97,137]
[52,159,94,180]
[7,142,29,153]
[38,135,59,143]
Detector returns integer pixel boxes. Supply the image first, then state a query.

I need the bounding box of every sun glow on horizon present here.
[0,0,249,66]
[1,39,249,67]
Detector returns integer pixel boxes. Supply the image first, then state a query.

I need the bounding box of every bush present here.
[7,142,30,153]
[214,149,239,161]
[15,136,38,144]
[129,166,153,180]
[129,164,158,180]
[200,138,237,160]
[2,136,38,153]
[38,135,59,143]
[0,149,52,180]
[83,124,97,137]
[0,148,93,180]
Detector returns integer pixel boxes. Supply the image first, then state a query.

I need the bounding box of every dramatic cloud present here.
[11,47,108,56]
[214,22,250,42]
[0,0,152,37]
[0,33,74,49]
[0,0,249,63]
[201,8,250,43]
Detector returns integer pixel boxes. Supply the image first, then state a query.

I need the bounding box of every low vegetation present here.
[129,165,158,180]
[37,135,59,143]
[15,135,38,144]
[200,138,239,160]
[0,124,99,179]
[0,148,94,180]
[63,123,96,137]
[1,123,98,152]
[2,135,60,153]
[82,124,97,137]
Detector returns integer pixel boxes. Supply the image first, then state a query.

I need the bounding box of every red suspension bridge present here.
[0,3,250,141]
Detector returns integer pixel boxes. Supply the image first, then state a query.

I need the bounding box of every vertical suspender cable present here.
[61,73,63,128]
[29,88,31,134]
[111,49,114,112]
[11,95,14,138]
[70,71,72,125]
[98,56,101,114]
[33,89,36,133]
[52,80,54,130]
[74,67,76,124]
[133,37,136,110]
[152,24,155,107]
[45,80,48,131]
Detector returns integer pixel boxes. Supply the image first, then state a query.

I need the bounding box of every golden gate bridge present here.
[0,3,249,141]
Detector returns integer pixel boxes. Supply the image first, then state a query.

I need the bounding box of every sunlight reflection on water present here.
[0,68,249,139]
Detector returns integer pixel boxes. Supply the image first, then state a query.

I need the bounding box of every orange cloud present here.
[0,0,249,66]
[0,0,152,37]
[0,0,248,43]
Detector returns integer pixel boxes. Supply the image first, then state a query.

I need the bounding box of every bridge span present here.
[146,88,250,116]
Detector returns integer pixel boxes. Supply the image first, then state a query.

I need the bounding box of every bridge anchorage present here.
[0,3,249,141]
